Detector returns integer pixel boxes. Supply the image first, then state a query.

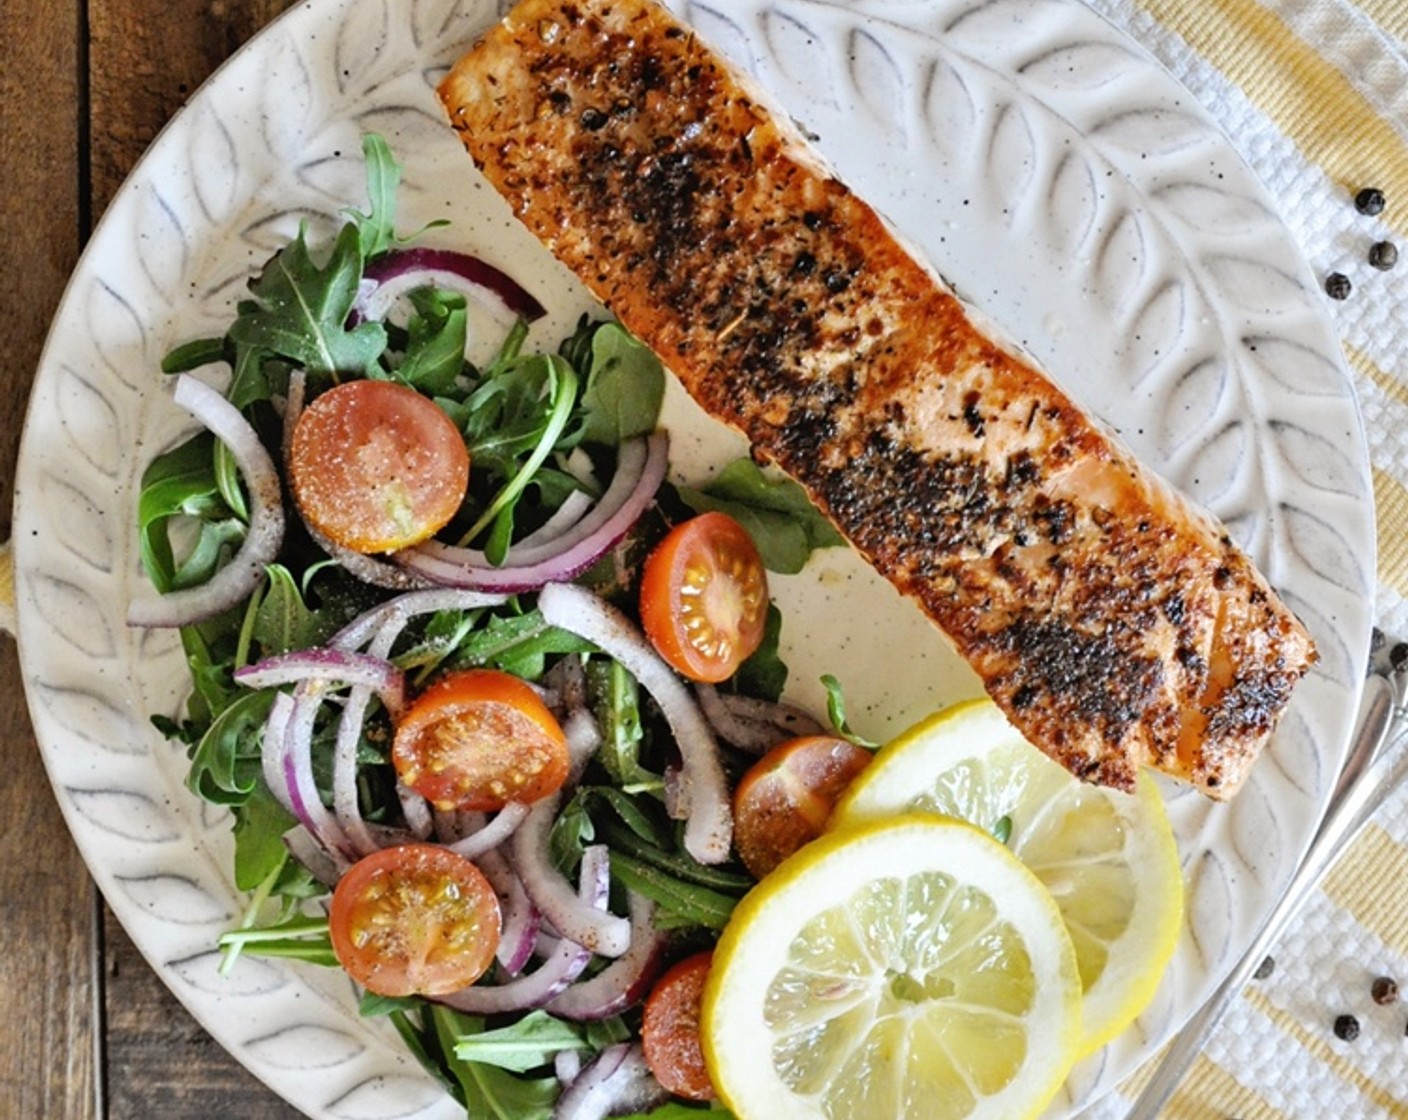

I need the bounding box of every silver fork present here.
[1122,657,1408,1119]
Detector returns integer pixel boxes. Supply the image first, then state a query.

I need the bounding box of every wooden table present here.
[3,2,305,1114]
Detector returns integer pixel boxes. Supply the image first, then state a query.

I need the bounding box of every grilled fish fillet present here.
[438,0,1316,798]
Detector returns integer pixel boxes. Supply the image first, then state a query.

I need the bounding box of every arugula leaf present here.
[137,432,244,594]
[432,1007,560,1120]
[549,788,595,875]
[161,336,226,374]
[574,321,666,445]
[443,608,593,681]
[676,458,843,574]
[732,603,787,702]
[397,287,469,394]
[186,689,277,806]
[345,133,402,259]
[820,673,879,750]
[618,1106,738,1120]
[461,355,579,558]
[252,564,334,655]
[231,784,298,890]
[451,1011,592,1073]
[586,658,662,792]
[608,849,739,930]
[227,221,387,379]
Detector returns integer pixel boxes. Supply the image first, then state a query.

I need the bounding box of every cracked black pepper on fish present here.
[438,0,1316,798]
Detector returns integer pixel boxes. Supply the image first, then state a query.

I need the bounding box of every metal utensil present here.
[1123,661,1408,1119]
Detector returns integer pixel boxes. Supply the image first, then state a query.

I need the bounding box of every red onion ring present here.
[356,247,545,324]
[127,374,285,628]
[439,846,609,1014]
[546,891,666,1022]
[233,648,406,719]
[260,691,296,818]
[695,683,826,753]
[551,1044,668,1120]
[279,680,355,863]
[537,583,733,865]
[446,802,530,861]
[328,588,509,652]
[396,434,668,593]
[477,846,543,977]
[511,791,632,957]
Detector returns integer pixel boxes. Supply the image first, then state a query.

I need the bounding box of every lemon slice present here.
[833,698,1183,1055]
[701,814,1081,1120]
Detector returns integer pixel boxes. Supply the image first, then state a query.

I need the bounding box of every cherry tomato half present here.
[732,736,872,879]
[639,512,769,684]
[392,668,570,812]
[642,951,717,1101]
[289,378,469,554]
[329,843,500,997]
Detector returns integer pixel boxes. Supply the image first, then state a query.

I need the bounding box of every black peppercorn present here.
[1355,187,1386,215]
[1372,976,1400,1005]
[1325,272,1352,300]
[1253,956,1276,981]
[1369,241,1399,270]
[1334,1013,1361,1041]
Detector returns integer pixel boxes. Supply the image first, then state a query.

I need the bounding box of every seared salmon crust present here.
[438,0,1316,799]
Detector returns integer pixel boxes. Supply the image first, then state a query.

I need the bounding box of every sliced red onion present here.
[478,846,542,977]
[446,802,530,861]
[128,374,285,628]
[513,489,594,552]
[279,680,355,863]
[397,434,667,593]
[328,588,509,652]
[397,783,435,840]
[260,691,297,817]
[562,708,603,783]
[312,522,437,590]
[552,1044,668,1120]
[439,847,609,1014]
[555,1051,584,1087]
[281,367,306,463]
[356,247,545,324]
[234,648,407,719]
[538,583,733,865]
[547,891,666,1022]
[695,683,826,754]
[511,792,632,957]
[281,826,341,888]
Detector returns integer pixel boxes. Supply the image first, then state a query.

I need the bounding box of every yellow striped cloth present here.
[1082,3,1408,1116]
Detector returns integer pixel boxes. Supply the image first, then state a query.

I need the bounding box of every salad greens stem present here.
[457,358,578,552]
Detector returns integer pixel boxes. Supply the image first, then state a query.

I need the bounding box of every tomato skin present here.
[642,952,717,1101]
[392,668,569,812]
[732,736,872,879]
[329,843,500,997]
[289,378,469,554]
[639,512,769,684]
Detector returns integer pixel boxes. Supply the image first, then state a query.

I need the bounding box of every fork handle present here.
[1123,670,1404,1119]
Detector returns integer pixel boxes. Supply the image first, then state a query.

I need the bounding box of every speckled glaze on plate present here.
[13,0,1374,1116]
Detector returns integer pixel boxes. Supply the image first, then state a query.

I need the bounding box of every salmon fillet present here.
[437,0,1316,798]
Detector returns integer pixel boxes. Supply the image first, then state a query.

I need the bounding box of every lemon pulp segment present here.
[702,815,1081,1120]
[833,699,1184,1055]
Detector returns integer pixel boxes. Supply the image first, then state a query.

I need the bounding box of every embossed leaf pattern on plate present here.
[13,0,1372,1117]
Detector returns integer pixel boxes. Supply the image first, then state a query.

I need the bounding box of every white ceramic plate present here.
[14,0,1375,1116]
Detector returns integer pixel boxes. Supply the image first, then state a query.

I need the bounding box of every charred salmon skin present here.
[437,0,1316,798]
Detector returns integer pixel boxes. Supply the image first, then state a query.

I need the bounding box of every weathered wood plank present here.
[0,0,100,1116]
[81,1,300,1115]
[104,914,305,1119]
